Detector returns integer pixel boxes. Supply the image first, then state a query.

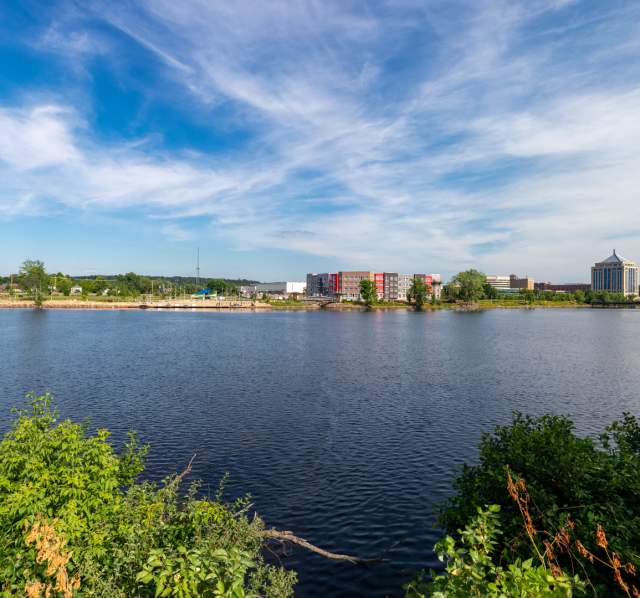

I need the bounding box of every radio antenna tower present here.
[196,247,200,288]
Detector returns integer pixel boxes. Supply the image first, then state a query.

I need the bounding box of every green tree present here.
[407,278,428,311]
[56,277,73,296]
[207,279,226,295]
[114,272,153,295]
[359,279,377,307]
[79,279,96,295]
[450,269,486,303]
[19,259,48,306]
[0,394,296,597]
[483,283,498,300]
[442,284,458,302]
[93,276,108,295]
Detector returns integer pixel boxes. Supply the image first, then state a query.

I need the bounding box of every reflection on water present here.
[1,308,639,597]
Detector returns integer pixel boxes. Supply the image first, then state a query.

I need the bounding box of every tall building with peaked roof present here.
[591,250,639,296]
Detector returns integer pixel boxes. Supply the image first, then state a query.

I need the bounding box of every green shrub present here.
[438,413,640,595]
[405,505,583,597]
[0,394,296,597]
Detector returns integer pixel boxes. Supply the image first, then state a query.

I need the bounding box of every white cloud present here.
[0,106,80,169]
[161,223,195,241]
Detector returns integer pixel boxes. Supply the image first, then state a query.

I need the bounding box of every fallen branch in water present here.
[174,456,381,565]
[260,529,384,564]
[175,453,196,484]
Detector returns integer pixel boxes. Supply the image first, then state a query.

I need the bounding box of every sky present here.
[1,0,639,282]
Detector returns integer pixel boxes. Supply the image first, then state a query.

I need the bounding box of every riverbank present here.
[0,298,272,310]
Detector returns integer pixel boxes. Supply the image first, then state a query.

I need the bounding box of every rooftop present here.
[599,249,633,264]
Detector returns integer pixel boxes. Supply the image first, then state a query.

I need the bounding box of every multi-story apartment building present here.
[374,273,384,300]
[306,273,320,296]
[591,250,639,296]
[338,271,374,301]
[397,274,413,301]
[306,273,331,297]
[307,270,442,301]
[383,272,399,301]
[330,273,339,296]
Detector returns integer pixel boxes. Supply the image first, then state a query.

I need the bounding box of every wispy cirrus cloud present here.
[1,0,640,278]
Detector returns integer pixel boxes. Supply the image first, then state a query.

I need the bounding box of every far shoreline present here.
[0,298,623,312]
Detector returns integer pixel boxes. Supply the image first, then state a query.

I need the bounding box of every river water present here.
[1,308,639,597]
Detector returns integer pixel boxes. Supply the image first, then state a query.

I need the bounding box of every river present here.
[1,308,639,597]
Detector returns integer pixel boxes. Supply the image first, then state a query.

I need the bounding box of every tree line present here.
[1,260,256,303]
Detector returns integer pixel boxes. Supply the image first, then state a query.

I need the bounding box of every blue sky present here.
[1,0,639,281]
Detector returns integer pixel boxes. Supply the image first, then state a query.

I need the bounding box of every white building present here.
[431,273,443,300]
[243,281,306,298]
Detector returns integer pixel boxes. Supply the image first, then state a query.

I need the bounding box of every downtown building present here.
[591,250,639,296]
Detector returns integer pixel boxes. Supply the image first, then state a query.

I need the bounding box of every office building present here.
[486,274,534,293]
[591,250,639,296]
[485,275,511,289]
[509,274,534,290]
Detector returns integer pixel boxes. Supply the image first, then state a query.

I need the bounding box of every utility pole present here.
[196,247,200,289]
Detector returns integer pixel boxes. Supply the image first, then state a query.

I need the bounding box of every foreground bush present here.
[405,505,583,597]
[0,394,296,597]
[435,413,640,596]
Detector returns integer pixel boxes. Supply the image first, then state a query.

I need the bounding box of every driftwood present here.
[174,456,382,565]
[175,453,196,483]
[260,529,383,564]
